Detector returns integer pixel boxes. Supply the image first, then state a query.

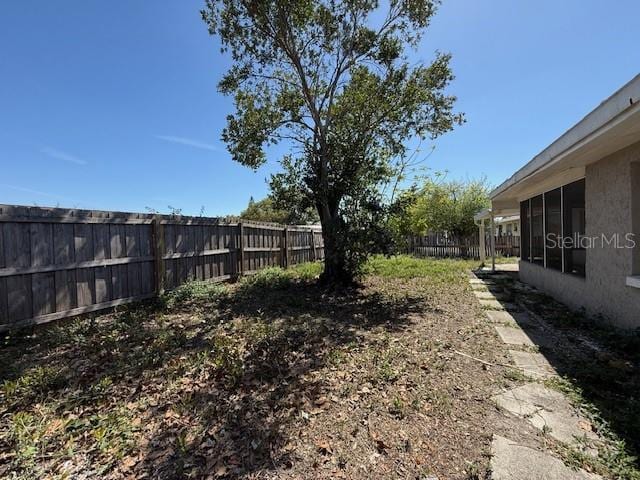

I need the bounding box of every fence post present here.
[281,227,286,268]
[310,228,316,261]
[284,226,290,268]
[238,222,245,277]
[152,215,166,295]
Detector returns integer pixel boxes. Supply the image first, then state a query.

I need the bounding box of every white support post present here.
[479,220,486,265]
[490,214,496,273]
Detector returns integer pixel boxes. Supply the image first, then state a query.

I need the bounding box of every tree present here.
[203,0,463,284]
[240,195,319,224]
[393,176,491,238]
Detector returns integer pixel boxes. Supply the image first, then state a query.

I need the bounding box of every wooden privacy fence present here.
[0,205,324,331]
[494,235,520,258]
[407,233,520,259]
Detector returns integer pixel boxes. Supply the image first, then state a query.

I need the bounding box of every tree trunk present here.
[318,209,354,286]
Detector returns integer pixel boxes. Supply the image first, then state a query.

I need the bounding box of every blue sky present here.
[1,1,638,216]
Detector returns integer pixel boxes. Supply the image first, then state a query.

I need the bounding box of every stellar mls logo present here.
[545,233,637,249]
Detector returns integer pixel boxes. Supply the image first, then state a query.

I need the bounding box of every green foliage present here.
[289,261,324,281]
[203,0,463,283]
[5,406,137,478]
[240,195,318,224]
[191,336,245,387]
[235,262,317,287]
[391,176,491,239]
[239,267,294,291]
[6,411,48,468]
[2,366,66,407]
[88,409,137,456]
[162,281,228,310]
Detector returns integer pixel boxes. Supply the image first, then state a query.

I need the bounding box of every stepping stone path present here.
[508,350,556,379]
[479,299,518,310]
[485,310,536,327]
[492,383,599,446]
[494,325,535,346]
[473,290,509,301]
[467,273,603,479]
[491,435,601,480]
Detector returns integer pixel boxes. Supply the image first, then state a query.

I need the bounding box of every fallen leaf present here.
[214,464,228,477]
[314,396,328,407]
[578,419,593,432]
[316,439,333,455]
[375,439,390,454]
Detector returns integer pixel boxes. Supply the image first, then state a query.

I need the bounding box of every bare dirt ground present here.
[1,257,637,479]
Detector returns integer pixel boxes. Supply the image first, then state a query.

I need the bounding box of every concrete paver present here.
[492,383,599,446]
[479,299,517,310]
[508,350,556,379]
[494,325,535,346]
[474,290,500,300]
[491,435,602,480]
[485,310,535,327]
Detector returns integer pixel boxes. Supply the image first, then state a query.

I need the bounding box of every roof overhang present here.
[473,209,519,224]
[474,208,492,223]
[491,74,640,215]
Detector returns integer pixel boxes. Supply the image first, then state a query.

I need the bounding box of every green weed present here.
[239,267,294,291]
[289,261,323,281]
[2,365,67,407]
[162,280,228,309]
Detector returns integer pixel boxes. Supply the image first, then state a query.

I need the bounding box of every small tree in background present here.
[391,176,491,239]
[240,195,319,224]
[203,0,463,284]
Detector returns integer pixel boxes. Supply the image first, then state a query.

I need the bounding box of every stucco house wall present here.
[632,161,640,274]
[519,140,640,329]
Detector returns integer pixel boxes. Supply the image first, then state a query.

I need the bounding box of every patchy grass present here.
[0,257,509,479]
[4,256,636,479]
[365,254,479,283]
[161,280,229,310]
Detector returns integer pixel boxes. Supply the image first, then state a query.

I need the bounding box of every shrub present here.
[239,267,293,291]
[289,261,323,281]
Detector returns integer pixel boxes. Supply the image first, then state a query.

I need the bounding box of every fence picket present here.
[0,204,324,331]
[407,233,520,260]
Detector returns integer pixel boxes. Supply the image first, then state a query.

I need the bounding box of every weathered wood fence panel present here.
[0,205,323,331]
[494,235,520,257]
[407,232,520,260]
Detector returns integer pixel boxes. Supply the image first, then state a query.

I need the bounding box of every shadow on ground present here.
[0,278,424,479]
[142,281,424,478]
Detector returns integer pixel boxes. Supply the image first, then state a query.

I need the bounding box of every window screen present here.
[520,200,530,262]
[531,195,544,265]
[544,188,562,270]
[563,179,586,276]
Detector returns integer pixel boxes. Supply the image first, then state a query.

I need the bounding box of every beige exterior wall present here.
[632,161,640,274]
[519,140,640,329]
